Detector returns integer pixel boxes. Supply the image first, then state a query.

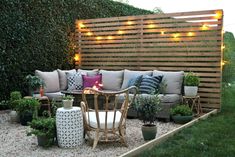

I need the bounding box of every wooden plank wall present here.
[75,10,223,109]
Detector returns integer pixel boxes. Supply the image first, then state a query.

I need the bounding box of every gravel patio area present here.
[0,111,181,157]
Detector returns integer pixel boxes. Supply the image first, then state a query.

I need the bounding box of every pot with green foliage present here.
[26,74,44,96]
[184,72,200,96]
[16,98,40,126]
[170,105,193,124]
[28,117,56,147]
[9,91,22,123]
[62,95,74,109]
[135,95,161,141]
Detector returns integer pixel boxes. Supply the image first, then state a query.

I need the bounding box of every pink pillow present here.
[82,74,102,90]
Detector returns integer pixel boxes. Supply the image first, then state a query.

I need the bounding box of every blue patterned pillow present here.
[127,75,143,88]
[139,75,163,94]
[66,71,85,91]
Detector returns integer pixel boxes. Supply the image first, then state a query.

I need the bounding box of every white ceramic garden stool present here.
[56,107,84,148]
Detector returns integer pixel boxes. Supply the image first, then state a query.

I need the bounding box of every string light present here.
[187,32,194,36]
[202,24,208,30]
[86,32,93,36]
[148,24,155,28]
[161,31,165,35]
[222,45,225,50]
[221,60,227,66]
[107,36,113,40]
[118,30,124,34]
[96,36,102,40]
[215,10,222,19]
[173,33,180,38]
[127,21,133,25]
[79,23,85,28]
[74,54,80,62]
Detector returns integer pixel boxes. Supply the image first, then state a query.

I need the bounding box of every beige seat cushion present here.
[35,70,60,93]
[99,70,123,90]
[86,111,121,129]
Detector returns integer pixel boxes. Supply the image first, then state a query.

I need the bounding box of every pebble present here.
[0,112,181,157]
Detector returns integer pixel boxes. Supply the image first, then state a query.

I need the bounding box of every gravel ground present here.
[0,111,181,157]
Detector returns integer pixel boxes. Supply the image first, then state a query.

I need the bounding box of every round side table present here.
[56,107,84,148]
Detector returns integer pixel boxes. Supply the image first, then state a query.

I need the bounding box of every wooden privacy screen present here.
[75,9,223,109]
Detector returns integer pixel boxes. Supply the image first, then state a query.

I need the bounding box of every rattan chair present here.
[80,86,137,149]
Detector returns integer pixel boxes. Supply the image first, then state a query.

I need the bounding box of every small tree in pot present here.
[135,95,161,141]
[184,72,200,96]
[28,117,56,147]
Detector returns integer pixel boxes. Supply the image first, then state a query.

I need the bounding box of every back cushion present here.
[99,70,123,90]
[139,75,163,94]
[57,69,76,90]
[121,69,152,89]
[35,70,60,93]
[152,70,184,94]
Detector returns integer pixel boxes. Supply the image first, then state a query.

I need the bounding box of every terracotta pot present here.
[141,124,157,141]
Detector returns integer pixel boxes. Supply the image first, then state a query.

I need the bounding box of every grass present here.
[139,84,235,157]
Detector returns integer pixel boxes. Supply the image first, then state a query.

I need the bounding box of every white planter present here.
[184,86,198,96]
[9,110,19,123]
[62,100,73,109]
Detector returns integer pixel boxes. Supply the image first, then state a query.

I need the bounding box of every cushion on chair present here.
[139,75,163,94]
[35,70,60,93]
[86,111,121,129]
[99,70,123,90]
[152,70,184,94]
[121,69,152,89]
[57,69,76,90]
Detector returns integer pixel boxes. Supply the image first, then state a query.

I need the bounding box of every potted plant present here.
[135,95,161,141]
[170,105,193,124]
[15,98,40,126]
[184,72,200,96]
[9,91,22,123]
[28,117,56,147]
[62,95,74,109]
[25,74,44,96]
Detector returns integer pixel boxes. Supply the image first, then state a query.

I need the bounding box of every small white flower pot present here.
[62,100,73,109]
[184,86,198,96]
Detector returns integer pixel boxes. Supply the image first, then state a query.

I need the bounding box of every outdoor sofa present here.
[35,69,184,121]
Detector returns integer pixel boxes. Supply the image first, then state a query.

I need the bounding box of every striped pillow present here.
[139,75,163,94]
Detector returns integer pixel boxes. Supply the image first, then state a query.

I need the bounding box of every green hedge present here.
[0,0,152,100]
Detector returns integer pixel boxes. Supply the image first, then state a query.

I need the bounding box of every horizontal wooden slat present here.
[76,10,223,109]
[78,9,221,23]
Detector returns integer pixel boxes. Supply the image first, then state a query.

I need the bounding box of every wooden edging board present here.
[120,109,218,157]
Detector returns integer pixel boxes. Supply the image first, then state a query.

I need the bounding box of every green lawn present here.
[139,84,235,157]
